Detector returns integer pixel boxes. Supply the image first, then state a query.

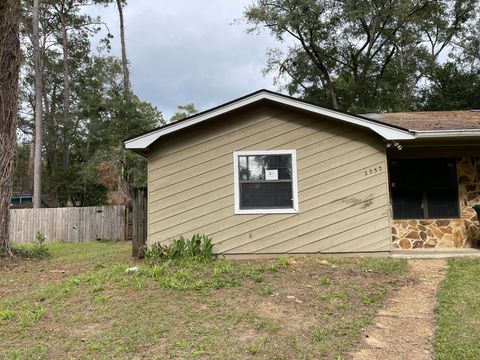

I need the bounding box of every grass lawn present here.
[0,242,408,359]
[435,258,480,360]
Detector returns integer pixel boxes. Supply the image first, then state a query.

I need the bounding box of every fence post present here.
[132,188,147,258]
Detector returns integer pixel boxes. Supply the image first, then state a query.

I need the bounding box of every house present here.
[124,90,480,256]
[10,194,49,209]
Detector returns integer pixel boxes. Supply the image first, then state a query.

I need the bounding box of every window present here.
[389,158,459,219]
[233,150,299,214]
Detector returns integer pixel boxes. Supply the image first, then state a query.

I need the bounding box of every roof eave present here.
[414,129,480,138]
[124,90,414,150]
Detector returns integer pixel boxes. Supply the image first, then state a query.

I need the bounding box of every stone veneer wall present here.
[392,157,480,249]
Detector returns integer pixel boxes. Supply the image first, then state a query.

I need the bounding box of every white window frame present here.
[233,150,299,215]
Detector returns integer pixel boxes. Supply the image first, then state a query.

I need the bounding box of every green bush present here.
[144,234,214,263]
[13,232,50,259]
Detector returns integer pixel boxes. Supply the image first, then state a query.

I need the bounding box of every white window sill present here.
[235,208,299,215]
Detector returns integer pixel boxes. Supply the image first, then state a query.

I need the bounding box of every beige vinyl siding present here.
[147,103,391,254]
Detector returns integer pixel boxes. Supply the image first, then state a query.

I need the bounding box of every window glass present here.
[240,155,292,181]
[239,156,248,181]
[240,182,292,209]
[236,153,295,211]
[390,158,459,219]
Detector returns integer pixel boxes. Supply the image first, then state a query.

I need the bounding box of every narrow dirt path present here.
[352,260,447,360]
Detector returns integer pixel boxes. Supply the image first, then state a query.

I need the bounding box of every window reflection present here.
[238,155,292,181]
[238,154,294,209]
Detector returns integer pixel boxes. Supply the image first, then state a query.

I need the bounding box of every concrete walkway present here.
[352,260,447,360]
[391,248,480,259]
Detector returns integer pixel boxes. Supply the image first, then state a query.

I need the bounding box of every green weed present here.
[276,257,292,267]
[0,310,15,321]
[313,328,328,342]
[18,304,45,329]
[261,286,274,296]
[320,276,331,286]
[359,258,408,275]
[12,232,50,259]
[145,234,214,263]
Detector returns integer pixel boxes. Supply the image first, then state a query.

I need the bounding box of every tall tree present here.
[0,0,21,256]
[32,0,43,208]
[244,0,478,112]
[115,0,130,100]
[15,0,163,206]
[55,0,73,167]
[170,103,198,122]
[420,63,480,110]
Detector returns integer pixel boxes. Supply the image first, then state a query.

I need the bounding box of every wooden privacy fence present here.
[131,188,147,258]
[9,205,127,244]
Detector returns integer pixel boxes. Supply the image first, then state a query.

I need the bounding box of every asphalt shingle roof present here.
[362,110,480,131]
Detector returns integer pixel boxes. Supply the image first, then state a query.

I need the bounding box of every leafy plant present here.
[144,234,214,263]
[12,232,50,259]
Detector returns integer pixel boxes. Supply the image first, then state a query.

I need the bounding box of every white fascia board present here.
[124,91,415,150]
[259,93,415,141]
[414,129,480,138]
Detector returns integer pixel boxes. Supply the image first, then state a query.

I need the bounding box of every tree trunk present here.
[116,0,130,194]
[116,0,130,100]
[0,0,21,256]
[33,0,43,208]
[59,9,71,167]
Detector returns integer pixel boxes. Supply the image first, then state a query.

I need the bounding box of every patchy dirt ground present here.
[0,244,410,359]
[352,260,447,360]
[0,242,133,299]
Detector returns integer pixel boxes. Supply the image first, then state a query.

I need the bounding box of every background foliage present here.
[245,0,480,113]
[15,0,175,206]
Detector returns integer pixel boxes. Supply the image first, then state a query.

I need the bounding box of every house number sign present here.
[364,165,383,177]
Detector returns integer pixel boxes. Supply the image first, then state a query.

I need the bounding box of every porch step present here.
[390,248,480,259]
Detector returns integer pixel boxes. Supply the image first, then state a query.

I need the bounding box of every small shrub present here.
[12,232,50,259]
[144,234,214,263]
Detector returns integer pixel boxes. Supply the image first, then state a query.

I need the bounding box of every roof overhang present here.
[124,90,415,152]
[414,129,480,139]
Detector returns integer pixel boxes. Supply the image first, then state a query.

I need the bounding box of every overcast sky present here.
[91,1,284,119]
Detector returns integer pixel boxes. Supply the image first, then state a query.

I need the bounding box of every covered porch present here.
[387,142,480,250]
